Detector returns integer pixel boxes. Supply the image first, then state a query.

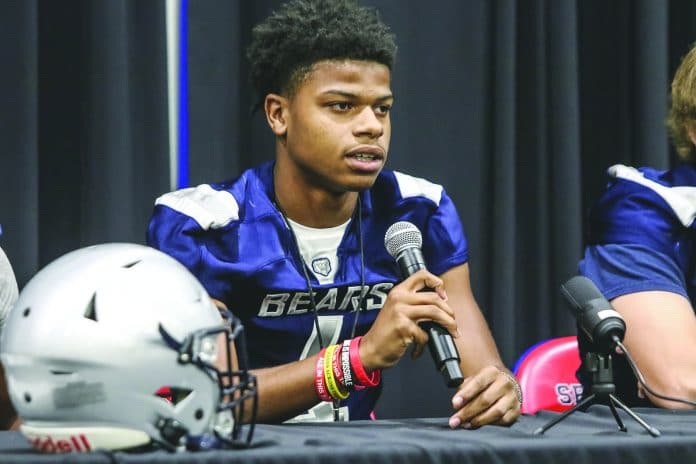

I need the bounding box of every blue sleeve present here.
[579,243,688,300]
[581,173,690,300]
[422,189,468,276]
[147,205,202,271]
[146,205,230,301]
[587,177,684,260]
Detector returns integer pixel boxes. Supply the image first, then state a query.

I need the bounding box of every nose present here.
[353,107,384,139]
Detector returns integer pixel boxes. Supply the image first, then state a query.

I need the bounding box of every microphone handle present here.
[421,321,464,387]
[397,247,427,277]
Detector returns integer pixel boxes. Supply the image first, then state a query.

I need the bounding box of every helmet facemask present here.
[158,308,257,450]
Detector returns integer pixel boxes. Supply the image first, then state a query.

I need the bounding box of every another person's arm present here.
[610,290,696,408]
[579,164,696,408]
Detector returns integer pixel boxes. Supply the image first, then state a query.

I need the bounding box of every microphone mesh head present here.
[384,221,422,258]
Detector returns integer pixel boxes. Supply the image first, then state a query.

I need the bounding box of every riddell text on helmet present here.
[30,434,92,453]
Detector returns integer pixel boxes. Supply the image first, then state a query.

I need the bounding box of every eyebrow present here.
[321,90,395,102]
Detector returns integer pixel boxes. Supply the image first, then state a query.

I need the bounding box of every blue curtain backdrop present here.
[1,0,695,419]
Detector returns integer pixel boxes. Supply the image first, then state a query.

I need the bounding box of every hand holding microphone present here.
[375,222,521,427]
[383,221,464,387]
[357,221,462,386]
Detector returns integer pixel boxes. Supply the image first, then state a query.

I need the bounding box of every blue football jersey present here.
[581,163,696,301]
[579,163,696,405]
[147,161,469,420]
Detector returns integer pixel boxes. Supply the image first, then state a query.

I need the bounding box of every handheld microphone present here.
[560,275,626,354]
[384,221,464,387]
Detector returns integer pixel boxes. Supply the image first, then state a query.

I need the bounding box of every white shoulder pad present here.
[155,184,239,230]
[608,164,696,227]
[393,171,443,206]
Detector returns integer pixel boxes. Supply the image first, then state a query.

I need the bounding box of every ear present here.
[688,126,696,147]
[264,93,289,137]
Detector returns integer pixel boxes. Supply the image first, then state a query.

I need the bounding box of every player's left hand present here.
[448,365,522,429]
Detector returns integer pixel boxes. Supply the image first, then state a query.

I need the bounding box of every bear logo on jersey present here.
[311,257,332,277]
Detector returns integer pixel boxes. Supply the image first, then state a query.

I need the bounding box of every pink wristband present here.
[349,336,380,388]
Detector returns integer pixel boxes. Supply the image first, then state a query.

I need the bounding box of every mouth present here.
[344,148,385,173]
[349,152,382,162]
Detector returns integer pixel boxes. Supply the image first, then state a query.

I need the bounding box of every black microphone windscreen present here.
[560,275,603,314]
[560,275,625,353]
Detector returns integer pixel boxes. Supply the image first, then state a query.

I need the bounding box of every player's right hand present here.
[358,269,459,371]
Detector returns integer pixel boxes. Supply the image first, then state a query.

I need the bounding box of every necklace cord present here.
[276,204,325,349]
[349,198,366,339]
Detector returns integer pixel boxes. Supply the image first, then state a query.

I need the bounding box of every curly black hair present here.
[247,0,397,109]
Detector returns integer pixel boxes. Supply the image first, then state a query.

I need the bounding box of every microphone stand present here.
[534,351,660,437]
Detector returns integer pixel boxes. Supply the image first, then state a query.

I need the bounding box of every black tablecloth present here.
[1,406,696,463]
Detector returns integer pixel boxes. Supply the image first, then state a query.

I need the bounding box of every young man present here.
[148,0,521,427]
[579,42,696,408]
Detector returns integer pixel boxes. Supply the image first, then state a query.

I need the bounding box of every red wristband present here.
[314,348,332,402]
[349,336,380,388]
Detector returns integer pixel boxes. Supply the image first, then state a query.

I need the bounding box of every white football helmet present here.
[0,243,257,452]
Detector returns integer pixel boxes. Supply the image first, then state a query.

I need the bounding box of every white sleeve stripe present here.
[393,171,443,205]
[608,164,696,227]
[155,184,239,230]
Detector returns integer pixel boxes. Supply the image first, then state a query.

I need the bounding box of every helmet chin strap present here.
[155,410,237,452]
[155,417,189,450]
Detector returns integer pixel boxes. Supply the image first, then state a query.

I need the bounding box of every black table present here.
[1,406,696,463]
